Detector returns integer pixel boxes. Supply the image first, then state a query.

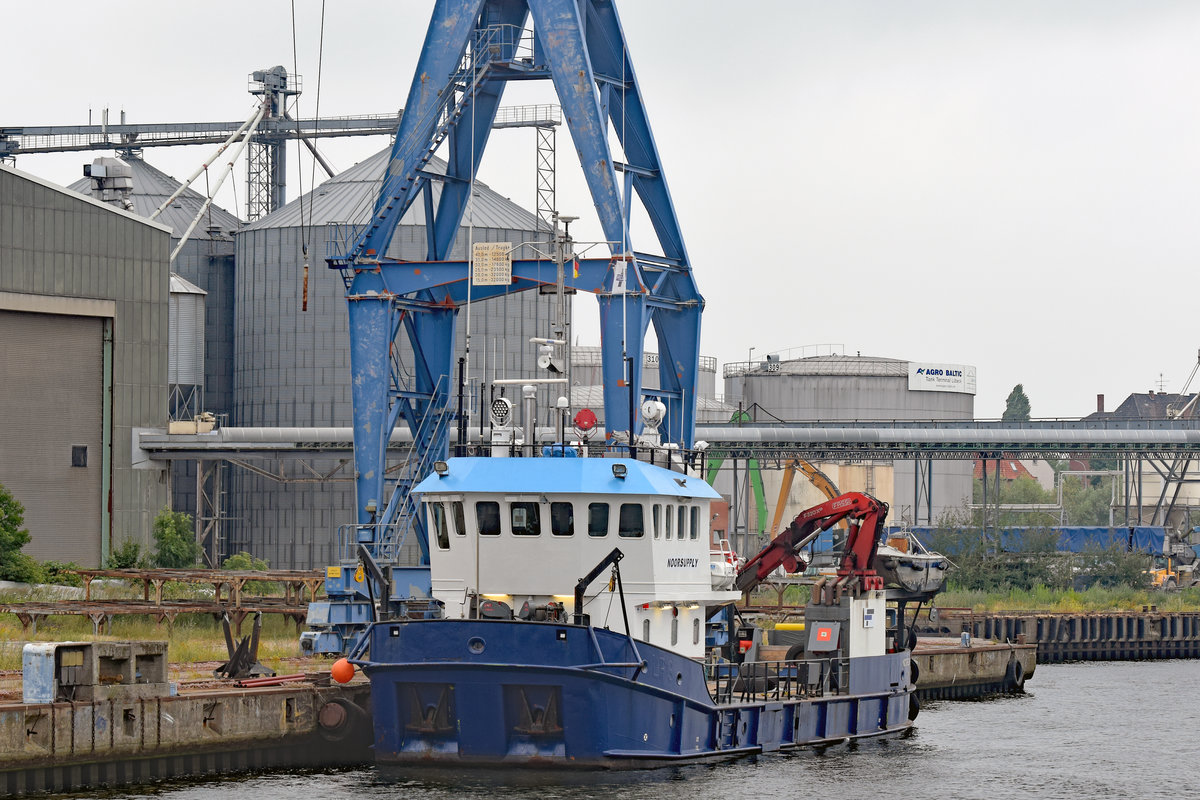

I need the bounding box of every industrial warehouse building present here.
[0,163,171,566]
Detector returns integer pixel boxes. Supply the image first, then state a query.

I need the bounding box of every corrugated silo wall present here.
[168,237,235,532]
[722,371,973,528]
[230,224,558,569]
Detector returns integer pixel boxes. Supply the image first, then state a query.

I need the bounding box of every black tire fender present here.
[910,658,920,686]
[318,698,369,743]
[908,693,920,721]
[784,643,805,662]
[1005,659,1025,692]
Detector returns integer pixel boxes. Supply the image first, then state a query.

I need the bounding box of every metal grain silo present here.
[168,274,206,419]
[229,149,562,568]
[70,156,240,417]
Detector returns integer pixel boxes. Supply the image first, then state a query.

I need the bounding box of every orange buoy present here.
[331,657,355,684]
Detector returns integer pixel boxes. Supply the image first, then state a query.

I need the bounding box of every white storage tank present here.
[723,352,976,527]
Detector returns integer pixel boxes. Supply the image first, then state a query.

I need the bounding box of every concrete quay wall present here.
[0,683,371,796]
[911,640,1036,701]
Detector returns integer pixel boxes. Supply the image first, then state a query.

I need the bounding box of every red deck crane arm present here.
[733,492,889,594]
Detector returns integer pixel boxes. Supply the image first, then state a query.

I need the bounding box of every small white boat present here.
[709,538,741,590]
[872,532,948,600]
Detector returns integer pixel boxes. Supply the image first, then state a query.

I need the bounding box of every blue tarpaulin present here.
[881,526,1167,556]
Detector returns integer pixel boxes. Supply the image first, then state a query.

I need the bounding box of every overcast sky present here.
[7,1,1200,418]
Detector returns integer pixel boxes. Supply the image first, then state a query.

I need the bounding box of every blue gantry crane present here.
[305,0,704,653]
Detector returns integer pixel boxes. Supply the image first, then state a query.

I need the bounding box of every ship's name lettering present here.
[666,557,699,568]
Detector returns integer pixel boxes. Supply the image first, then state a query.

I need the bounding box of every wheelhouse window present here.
[511,502,541,536]
[476,501,501,536]
[452,501,465,536]
[677,506,688,543]
[693,617,701,645]
[665,508,673,540]
[550,502,574,536]
[690,506,700,540]
[643,618,651,642]
[588,503,609,537]
[652,504,662,539]
[618,503,644,538]
[431,503,450,550]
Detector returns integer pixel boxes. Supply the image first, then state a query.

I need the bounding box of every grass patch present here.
[741,579,1200,616]
[938,584,1200,613]
[0,606,306,672]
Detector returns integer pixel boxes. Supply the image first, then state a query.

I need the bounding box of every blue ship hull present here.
[353,618,914,769]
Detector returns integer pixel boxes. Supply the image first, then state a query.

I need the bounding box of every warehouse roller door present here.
[0,310,104,565]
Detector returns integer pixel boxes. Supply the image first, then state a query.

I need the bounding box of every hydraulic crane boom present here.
[735,492,889,594]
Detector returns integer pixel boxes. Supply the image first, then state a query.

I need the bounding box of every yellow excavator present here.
[768,459,844,535]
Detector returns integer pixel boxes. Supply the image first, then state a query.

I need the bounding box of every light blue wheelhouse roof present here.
[413,457,720,500]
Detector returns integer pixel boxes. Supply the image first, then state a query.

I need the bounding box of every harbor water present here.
[78,660,1189,800]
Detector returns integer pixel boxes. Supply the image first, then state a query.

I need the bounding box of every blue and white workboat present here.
[348,449,918,769]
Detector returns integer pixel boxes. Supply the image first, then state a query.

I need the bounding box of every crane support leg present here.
[652,304,702,448]
[347,292,394,526]
[599,292,649,441]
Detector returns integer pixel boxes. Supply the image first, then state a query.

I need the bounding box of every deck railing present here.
[707,656,845,704]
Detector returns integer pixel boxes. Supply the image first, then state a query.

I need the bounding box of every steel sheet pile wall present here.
[923,611,1200,662]
[230,150,562,569]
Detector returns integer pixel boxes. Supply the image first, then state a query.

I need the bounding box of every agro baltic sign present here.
[908,363,976,394]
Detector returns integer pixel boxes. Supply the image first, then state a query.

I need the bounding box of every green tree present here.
[1061,476,1115,526]
[105,538,148,569]
[222,551,275,594]
[40,561,84,587]
[1002,384,1032,421]
[1081,454,1122,487]
[222,551,269,571]
[0,483,43,583]
[152,508,201,568]
[1072,545,1148,589]
[973,474,1057,527]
